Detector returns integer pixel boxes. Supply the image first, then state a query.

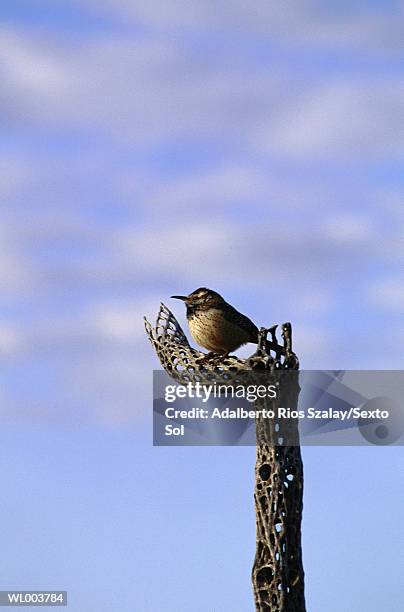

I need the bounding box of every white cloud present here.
[1,5,404,425]
[0,323,22,357]
[0,27,183,137]
[94,307,142,344]
[1,29,71,95]
[75,1,404,52]
[0,234,39,295]
[114,221,239,282]
[257,79,404,158]
[368,278,404,311]
[298,290,334,315]
[92,299,159,344]
[14,298,157,355]
[323,213,375,244]
[148,166,268,211]
[0,297,159,423]
[1,25,402,160]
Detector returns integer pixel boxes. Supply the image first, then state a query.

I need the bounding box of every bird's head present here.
[171,287,225,308]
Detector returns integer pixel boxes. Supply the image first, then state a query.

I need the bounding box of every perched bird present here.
[171,287,260,356]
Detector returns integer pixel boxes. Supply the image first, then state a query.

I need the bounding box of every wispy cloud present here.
[74,1,404,52]
[1,3,403,424]
[368,278,404,311]
[257,78,404,158]
[2,23,402,159]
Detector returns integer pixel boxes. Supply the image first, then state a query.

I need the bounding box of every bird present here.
[171,287,260,357]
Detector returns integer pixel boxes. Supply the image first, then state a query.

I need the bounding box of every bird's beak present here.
[170,295,188,301]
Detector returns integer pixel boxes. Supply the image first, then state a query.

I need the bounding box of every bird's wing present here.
[222,304,259,343]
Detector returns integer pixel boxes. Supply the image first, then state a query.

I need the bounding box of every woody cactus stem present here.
[144,306,305,612]
[253,422,305,610]
[252,326,305,612]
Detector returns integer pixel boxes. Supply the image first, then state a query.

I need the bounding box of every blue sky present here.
[0,2,403,611]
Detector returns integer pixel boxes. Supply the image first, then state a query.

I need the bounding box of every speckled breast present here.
[188,308,250,353]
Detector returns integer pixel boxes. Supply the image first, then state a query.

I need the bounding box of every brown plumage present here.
[171,287,259,356]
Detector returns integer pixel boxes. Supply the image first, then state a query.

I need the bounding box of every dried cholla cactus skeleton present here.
[145,303,306,612]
